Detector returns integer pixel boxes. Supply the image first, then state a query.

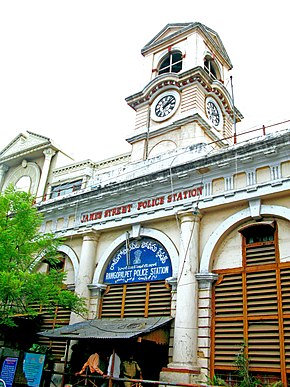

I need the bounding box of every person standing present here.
[121,355,142,387]
[75,352,105,376]
[104,350,121,387]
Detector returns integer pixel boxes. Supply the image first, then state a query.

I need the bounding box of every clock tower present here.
[125,22,243,161]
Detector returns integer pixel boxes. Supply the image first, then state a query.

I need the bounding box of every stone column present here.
[0,164,9,191]
[195,272,218,378]
[70,231,99,324]
[36,148,56,203]
[168,210,201,372]
[87,283,107,319]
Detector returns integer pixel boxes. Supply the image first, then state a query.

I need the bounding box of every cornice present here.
[125,67,240,121]
[36,130,290,212]
[52,153,131,177]
[0,144,53,163]
[52,159,97,176]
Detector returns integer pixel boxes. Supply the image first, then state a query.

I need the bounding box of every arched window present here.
[212,221,290,385]
[158,51,183,75]
[44,254,65,272]
[15,175,31,193]
[204,56,220,80]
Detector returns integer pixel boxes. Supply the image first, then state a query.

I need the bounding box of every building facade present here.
[1,22,290,385]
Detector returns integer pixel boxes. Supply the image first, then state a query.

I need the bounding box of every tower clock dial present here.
[155,94,176,118]
[206,97,223,130]
[151,90,180,122]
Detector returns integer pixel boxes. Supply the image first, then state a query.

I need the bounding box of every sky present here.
[0,1,289,162]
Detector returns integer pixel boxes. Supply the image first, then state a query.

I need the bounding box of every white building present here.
[1,22,290,385]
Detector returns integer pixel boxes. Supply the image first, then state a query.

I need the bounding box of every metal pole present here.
[230,76,237,144]
[108,349,115,387]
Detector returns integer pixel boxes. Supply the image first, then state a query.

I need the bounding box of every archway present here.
[198,203,290,385]
[199,204,290,273]
[93,227,178,381]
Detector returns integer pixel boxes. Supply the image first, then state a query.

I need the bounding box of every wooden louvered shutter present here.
[213,272,244,368]
[37,306,71,361]
[281,267,290,371]
[124,282,148,317]
[148,281,172,316]
[245,241,276,266]
[100,281,171,318]
[244,228,281,372]
[101,284,125,317]
[212,222,290,385]
[246,270,281,370]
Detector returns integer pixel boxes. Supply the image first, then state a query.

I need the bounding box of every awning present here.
[38,316,173,340]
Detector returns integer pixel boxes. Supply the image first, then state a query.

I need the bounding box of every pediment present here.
[141,23,192,54]
[0,131,52,160]
[153,23,190,42]
[141,22,231,66]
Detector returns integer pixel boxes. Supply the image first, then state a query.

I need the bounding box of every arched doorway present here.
[99,236,174,381]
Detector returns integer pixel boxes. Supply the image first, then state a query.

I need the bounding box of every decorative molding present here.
[43,148,56,159]
[249,198,262,220]
[196,272,218,289]
[199,204,290,273]
[2,161,41,196]
[0,131,51,160]
[166,276,177,291]
[88,283,107,297]
[126,67,240,121]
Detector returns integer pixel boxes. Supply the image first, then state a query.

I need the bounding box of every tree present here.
[0,186,86,327]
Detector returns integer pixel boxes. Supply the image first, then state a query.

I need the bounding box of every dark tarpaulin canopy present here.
[38,316,173,340]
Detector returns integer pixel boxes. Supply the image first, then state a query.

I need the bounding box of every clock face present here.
[206,97,223,130]
[151,90,180,122]
[206,101,220,126]
[155,94,176,118]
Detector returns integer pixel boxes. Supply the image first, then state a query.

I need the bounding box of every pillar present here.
[195,272,218,380]
[70,231,99,324]
[167,210,201,376]
[36,148,56,202]
[0,164,9,191]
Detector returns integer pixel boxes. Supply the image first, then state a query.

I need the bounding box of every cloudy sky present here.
[0,1,288,161]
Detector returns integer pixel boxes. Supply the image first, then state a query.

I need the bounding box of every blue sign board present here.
[23,352,45,387]
[104,237,172,284]
[0,357,18,387]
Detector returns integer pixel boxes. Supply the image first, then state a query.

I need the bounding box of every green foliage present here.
[0,186,86,327]
[207,374,230,386]
[28,344,54,361]
[234,343,261,387]
[208,343,283,387]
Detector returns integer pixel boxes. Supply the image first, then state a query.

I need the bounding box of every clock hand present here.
[162,96,174,109]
